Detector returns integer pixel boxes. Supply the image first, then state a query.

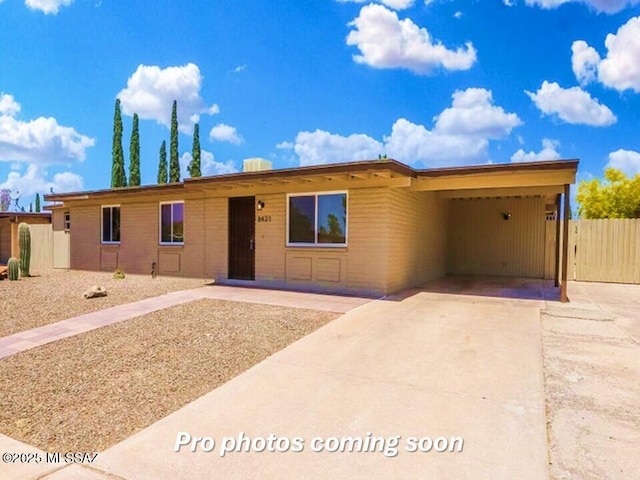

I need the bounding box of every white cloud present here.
[607,149,640,176]
[117,63,219,133]
[453,11,463,18]
[0,93,20,116]
[0,94,95,164]
[276,141,294,150]
[180,151,238,178]
[504,0,515,5]
[337,0,415,9]
[511,139,562,163]
[209,123,243,144]
[597,16,640,92]
[346,4,476,75]
[25,0,73,14]
[233,65,247,73]
[384,118,489,164]
[524,0,639,13]
[292,87,521,167]
[526,81,616,126]
[434,88,522,138]
[0,164,83,201]
[294,130,384,167]
[571,40,600,85]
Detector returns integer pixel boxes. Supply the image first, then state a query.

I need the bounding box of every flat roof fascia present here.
[416,159,579,177]
[183,159,416,187]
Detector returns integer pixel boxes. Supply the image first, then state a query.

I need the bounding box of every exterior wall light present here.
[502,212,511,220]
[257,200,265,211]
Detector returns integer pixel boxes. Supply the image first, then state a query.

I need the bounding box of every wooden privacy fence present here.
[571,219,640,284]
[28,224,53,273]
[546,219,640,284]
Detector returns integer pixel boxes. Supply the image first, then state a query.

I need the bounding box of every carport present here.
[411,160,577,302]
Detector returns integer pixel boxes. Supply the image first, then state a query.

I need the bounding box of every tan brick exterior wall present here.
[255,193,286,282]
[60,187,451,295]
[203,197,228,279]
[0,219,11,263]
[386,189,447,293]
[70,205,101,271]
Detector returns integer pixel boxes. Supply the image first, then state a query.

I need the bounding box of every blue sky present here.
[1,0,640,209]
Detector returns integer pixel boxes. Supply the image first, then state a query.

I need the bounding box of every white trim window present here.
[287,192,347,247]
[101,205,121,244]
[159,201,184,245]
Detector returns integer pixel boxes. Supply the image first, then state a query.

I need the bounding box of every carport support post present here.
[561,184,570,302]
[554,194,561,288]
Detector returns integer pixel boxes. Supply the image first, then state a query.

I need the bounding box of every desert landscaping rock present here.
[0,269,204,337]
[83,285,107,299]
[0,298,336,453]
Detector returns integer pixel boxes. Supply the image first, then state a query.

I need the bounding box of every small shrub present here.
[113,269,125,280]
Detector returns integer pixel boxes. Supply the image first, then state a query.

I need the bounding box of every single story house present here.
[0,212,51,264]
[44,158,578,300]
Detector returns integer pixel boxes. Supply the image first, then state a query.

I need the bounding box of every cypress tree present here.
[35,193,41,212]
[158,141,168,184]
[129,113,141,186]
[29,203,33,213]
[169,100,180,182]
[111,99,127,188]
[188,123,202,177]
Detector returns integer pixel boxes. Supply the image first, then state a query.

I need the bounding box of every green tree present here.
[577,168,640,219]
[129,113,141,186]
[169,100,180,182]
[111,99,127,188]
[29,202,33,213]
[35,193,41,212]
[158,141,168,184]
[188,123,202,177]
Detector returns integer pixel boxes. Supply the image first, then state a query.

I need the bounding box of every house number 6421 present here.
[257,215,272,223]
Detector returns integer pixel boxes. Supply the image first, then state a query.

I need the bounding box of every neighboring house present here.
[0,212,51,264]
[44,158,577,299]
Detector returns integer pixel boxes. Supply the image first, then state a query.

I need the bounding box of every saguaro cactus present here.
[8,257,19,281]
[18,222,31,277]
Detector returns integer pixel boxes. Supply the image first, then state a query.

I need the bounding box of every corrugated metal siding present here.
[447,196,546,278]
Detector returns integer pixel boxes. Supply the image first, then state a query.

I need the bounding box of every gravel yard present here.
[0,298,337,452]
[0,269,204,337]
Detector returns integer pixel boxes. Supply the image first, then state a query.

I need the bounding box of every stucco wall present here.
[446,196,546,278]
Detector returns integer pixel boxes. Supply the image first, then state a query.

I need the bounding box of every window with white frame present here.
[64,211,71,231]
[160,201,184,244]
[101,206,121,243]
[287,192,347,246]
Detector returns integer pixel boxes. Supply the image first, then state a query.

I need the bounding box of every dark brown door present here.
[228,196,255,280]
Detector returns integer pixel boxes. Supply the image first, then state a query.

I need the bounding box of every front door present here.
[228,196,255,280]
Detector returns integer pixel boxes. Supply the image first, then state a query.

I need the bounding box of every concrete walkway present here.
[30,290,549,480]
[0,285,371,359]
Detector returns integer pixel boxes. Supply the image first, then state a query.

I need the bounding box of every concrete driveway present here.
[40,288,549,480]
